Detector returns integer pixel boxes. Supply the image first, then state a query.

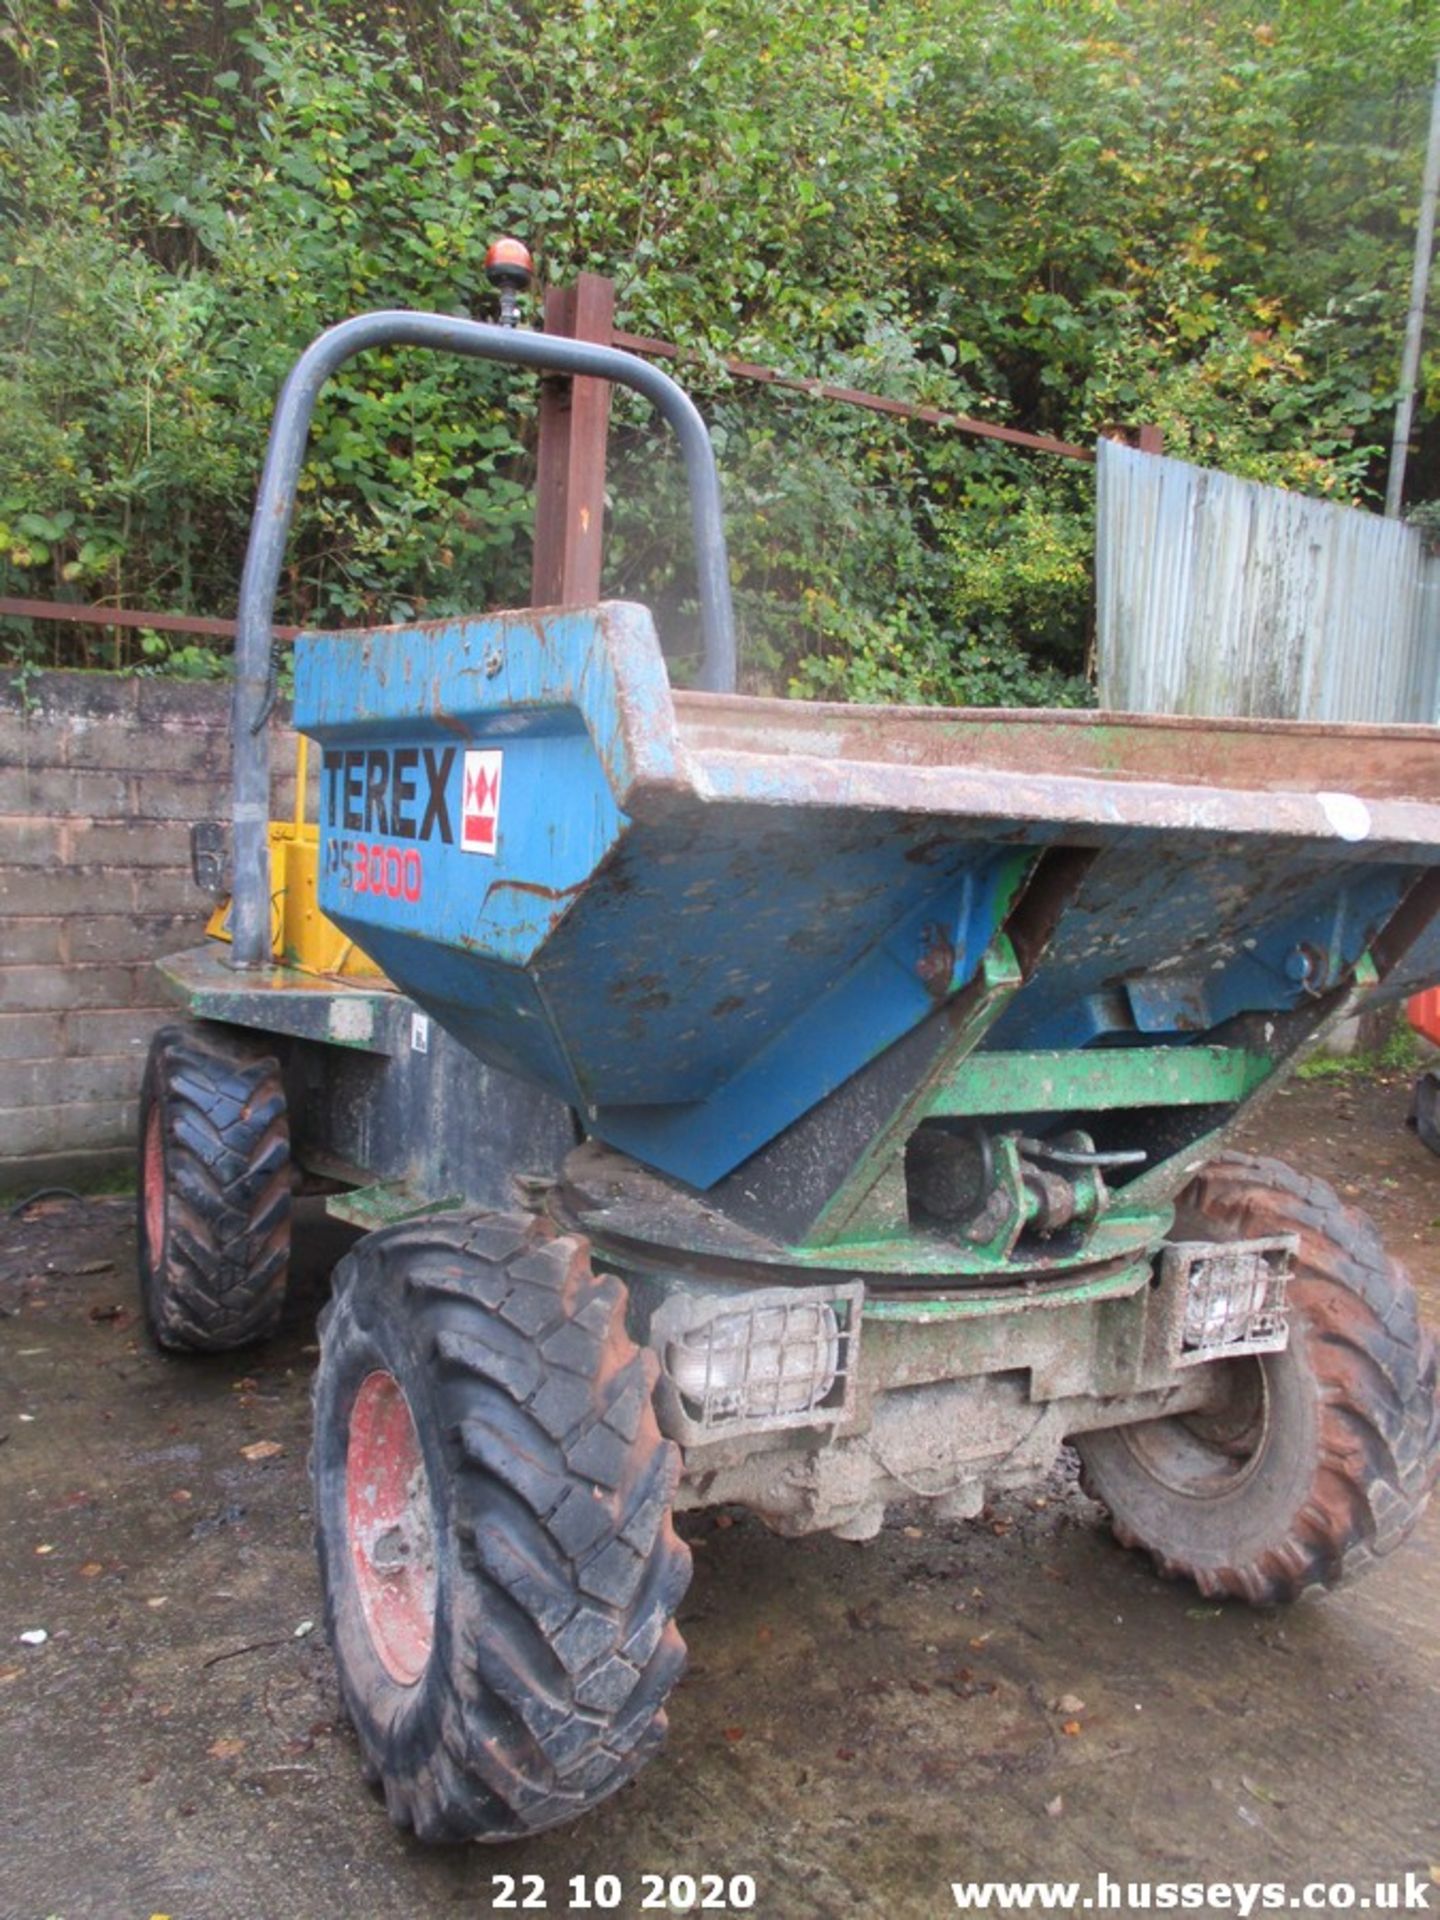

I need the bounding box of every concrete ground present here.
[1,1066,1437,1920]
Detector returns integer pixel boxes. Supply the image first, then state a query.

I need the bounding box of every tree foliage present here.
[2,0,1438,700]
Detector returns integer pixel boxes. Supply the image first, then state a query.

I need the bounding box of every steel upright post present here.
[1385,54,1440,518]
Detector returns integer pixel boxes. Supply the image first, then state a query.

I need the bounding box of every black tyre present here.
[137,1023,291,1351]
[312,1211,692,1842]
[1408,1066,1440,1156]
[1077,1152,1439,1605]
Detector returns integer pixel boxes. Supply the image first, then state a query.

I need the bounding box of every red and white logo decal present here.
[461,748,503,855]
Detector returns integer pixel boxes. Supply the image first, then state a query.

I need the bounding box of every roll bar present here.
[230,311,737,970]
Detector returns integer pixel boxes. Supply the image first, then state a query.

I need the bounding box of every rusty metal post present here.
[532,272,617,607]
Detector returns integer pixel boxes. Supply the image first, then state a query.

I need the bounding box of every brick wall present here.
[0,671,298,1189]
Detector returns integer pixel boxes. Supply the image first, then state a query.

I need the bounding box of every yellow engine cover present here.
[206,823,388,982]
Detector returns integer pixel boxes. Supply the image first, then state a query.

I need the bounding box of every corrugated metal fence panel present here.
[1096,440,1440,723]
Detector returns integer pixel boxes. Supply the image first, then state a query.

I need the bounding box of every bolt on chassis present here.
[140,298,1440,1844]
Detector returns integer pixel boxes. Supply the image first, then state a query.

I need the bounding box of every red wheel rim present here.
[346,1370,437,1685]
[143,1103,165,1263]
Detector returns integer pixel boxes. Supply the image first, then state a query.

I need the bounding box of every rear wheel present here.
[1077,1152,1439,1604]
[312,1211,691,1842]
[1409,1067,1440,1156]
[137,1024,290,1350]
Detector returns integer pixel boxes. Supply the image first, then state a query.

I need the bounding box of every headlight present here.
[667,1299,840,1422]
[650,1282,863,1442]
[1167,1236,1293,1365]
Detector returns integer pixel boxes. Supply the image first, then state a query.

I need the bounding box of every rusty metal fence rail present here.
[0,597,300,645]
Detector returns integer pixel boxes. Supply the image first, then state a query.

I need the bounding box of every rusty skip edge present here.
[570,606,1440,844]
[583,623,1440,850]
[650,683,1440,847]
[644,740,1440,850]
[292,598,1440,858]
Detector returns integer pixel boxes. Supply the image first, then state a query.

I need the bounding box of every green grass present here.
[1297,1020,1425,1083]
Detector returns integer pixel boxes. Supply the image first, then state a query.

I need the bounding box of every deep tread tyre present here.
[1077,1152,1439,1605]
[312,1211,692,1843]
[137,1024,290,1351]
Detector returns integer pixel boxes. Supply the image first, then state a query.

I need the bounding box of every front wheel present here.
[312,1212,692,1842]
[1077,1153,1439,1605]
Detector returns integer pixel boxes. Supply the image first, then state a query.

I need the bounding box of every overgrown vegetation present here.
[1297,1018,1425,1082]
[2,0,1438,698]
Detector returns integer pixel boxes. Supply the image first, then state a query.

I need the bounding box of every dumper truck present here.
[139,265,1440,1843]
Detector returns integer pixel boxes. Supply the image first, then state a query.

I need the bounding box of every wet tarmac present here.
[1,1067,1436,1920]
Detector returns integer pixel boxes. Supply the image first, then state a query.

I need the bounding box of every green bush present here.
[2,0,1436,699]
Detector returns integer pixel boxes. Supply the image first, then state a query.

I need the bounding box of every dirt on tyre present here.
[137,1023,291,1351]
[1077,1151,1440,1605]
[312,1211,692,1842]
